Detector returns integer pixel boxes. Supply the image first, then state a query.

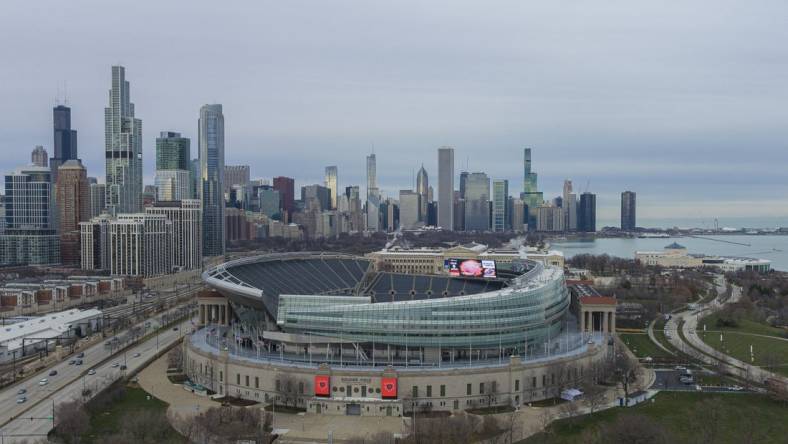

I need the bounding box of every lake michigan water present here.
[551,235,788,271]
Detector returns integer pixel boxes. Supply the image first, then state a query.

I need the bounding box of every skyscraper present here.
[104,66,142,215]
[0,166,60,265]
[199,104,225,256]
[492,179,509,232]
[563,180,577,231]
[224,165,251,193]
[416,164,428,222]
[325,166,338,210]
[621,191,637,231]
[146,199,202,271]
[437,146,454,230]
[366,153,379,231]
[398,190,421,230]
[459,171,469,199]
[578,192,597,232]
[57,160,90,265]
[51,105,78,183]
[464,172,490,231]
[89,183,107,218]
[31,146,48,167]
[273,176,295,218]
[155,132,191,201]
[521,148,544,229]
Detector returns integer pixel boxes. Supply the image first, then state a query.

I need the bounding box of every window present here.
[299,381,304,394]
[412,386,418,398]
[236,374,240,385]
[426,385,432,397]
[255,377,259,389]
[467,384,472,395]
[532,377,537,388]
[219,371,223,382]
[479,383,485,394]
[542,375,546,387]
[276,380,281,391]
[245,375,249,387]
[440,385,446,397]
[551,374,555,385]
[492,381,497,393]
[515,380,520,391]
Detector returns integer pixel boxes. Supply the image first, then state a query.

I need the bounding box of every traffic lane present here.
[0,306,192,424]
[2,319,192,441]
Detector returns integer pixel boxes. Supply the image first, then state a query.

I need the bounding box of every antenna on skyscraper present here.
[371,142,375,154]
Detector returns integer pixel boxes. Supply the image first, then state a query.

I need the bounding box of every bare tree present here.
[277,373,304,408]
[581,380,608,414]
[54,400,90,444]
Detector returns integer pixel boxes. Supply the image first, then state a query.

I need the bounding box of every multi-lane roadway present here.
[0,286,200,443]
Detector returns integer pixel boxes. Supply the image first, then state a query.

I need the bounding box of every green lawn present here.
[700,313,787,338]
[619,333,671,359]
[520,392,788,444]
[699,330,788,377]
[83,386,186,443]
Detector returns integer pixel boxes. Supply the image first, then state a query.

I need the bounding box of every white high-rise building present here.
[416,165,429,222]
[104,66,143,215]
[437,147,454,230]
[80,213,112,271]
[365,153,379,231]
[492,179,508,232]
[145,199,201,270]
[108,213,173,277]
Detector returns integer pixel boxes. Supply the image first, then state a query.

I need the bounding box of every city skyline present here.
[1,2,787,227]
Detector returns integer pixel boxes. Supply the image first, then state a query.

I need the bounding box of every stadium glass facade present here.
[204,253,573,358]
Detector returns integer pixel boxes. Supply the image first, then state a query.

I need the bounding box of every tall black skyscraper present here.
[578,192,596,232]
[621,191,636,231]
[51,105,78,183]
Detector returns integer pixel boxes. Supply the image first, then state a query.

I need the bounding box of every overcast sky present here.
[1,0,787,226]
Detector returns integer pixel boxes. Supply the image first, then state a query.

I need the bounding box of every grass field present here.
[82,385,186,444]
[699,330,788,377]
[519,392,788,444]
[700,313,787,338]
[619,332,671,359]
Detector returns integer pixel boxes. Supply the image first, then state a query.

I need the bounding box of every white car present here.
[88,369,96,375]
[730,385,744,391]
[133,352,141,358]
[675,365,686,371]
[16,397,26,404]
[39,378,48,386]
[111,362,120,368]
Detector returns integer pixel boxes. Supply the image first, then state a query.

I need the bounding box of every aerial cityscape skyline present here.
[2,2,786,227]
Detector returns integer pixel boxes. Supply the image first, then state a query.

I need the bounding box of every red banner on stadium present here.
[381,377,397,399]
[314,375,330,397]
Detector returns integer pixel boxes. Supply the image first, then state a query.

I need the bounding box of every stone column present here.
[602,311,608,334]
[580,309,585,333]
[610,309,616,334]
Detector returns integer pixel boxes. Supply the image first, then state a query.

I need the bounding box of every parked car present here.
[77,352,85,358]
[730,385,744,391]
[675,365,686,371]
[16,397,26,404]
[133,352,141,358]
[88,369,96,375]
[49,370,58,376]
[68,360,76,365]
[75,359,83,366]
[17,388,26,395]
[111,362,119,368]
[39,378,48,386]
[120,365,127,370]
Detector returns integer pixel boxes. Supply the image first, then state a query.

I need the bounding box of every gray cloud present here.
[1,0,786,225]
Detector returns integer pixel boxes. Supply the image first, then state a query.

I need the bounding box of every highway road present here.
[0,288,199,442]
[665,275,788,388]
